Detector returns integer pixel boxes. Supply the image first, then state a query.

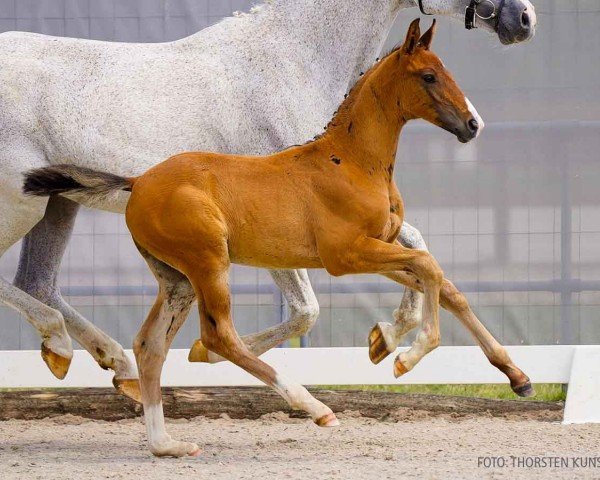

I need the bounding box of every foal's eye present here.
[422,73,436,84]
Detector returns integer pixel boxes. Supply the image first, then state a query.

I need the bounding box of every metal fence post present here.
[560,141,574,345]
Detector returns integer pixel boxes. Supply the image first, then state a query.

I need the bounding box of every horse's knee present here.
[442,281,471,315]
[290,301,319,335]
[431,264,444,286]
[450,290,470,314]
[414,253,443,287]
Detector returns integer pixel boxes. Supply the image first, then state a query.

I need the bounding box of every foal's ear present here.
[401,18,421,55]
[418,19,437,50]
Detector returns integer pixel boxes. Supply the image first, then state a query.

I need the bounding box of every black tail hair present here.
[23,164,132,204]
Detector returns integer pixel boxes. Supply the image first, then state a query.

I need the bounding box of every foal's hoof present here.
[368,322,396,365]
[188,446,202,458]
[393,355,410,378]
[188,339,210,363]
[512,379,535,398]
[150,440,200,458]
[315,412,340,427]
[41,342,72,380]
[113,377,142,403]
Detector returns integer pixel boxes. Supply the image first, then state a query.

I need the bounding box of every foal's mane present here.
[279,45,405,153]
[301,42,405,146]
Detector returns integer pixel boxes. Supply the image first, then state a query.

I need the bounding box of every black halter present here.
[418,0,506,31]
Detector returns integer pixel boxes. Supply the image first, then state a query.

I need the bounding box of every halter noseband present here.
[418,0,506,31]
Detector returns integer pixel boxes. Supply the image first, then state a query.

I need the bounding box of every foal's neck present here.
[324,51,408,174]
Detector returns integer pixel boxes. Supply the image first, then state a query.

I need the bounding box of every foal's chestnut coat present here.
[24,20,532,457]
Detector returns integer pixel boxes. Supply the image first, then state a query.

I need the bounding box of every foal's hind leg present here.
[14,196,140,401]
[189,269,319,363]
[133,247,198,457]
[188,266,337,428]
[369,222,426,364]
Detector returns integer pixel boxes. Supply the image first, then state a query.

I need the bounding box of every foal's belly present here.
[230,251,324,270]
[227,230,323,270]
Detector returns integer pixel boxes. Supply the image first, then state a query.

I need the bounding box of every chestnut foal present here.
[24,19,532,457]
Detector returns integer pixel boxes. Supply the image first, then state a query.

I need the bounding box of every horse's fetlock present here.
[200,334,219,355]
[488,349,511,371]
[98,359,113,370]
[37,309,66,336]
[428,334,441,350]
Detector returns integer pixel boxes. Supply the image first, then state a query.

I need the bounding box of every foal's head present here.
[391,19,484,143]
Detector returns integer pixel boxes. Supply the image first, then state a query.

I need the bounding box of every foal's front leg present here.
[369,222,426,364]
[382,271,533,396]
[325,237,444,376]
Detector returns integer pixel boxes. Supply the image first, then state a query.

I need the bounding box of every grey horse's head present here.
[473,0,537,44]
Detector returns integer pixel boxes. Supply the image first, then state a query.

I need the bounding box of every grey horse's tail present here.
[23,164,133,206]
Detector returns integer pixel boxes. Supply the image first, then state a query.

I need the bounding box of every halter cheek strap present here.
[465,0,506,31]
[464,0,479,29]
[418,0,506,32]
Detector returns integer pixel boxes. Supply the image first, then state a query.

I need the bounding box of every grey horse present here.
[0,0,536,399]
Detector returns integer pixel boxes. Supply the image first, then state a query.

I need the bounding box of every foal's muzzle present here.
[455,117,480,143]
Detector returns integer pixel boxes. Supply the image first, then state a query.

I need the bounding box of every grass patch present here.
[1,385,566,402]
[318,384,566,402]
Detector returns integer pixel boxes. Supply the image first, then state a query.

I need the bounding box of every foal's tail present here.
[23,164,134,206]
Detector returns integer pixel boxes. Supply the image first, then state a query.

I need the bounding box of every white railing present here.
[1,345,598,424]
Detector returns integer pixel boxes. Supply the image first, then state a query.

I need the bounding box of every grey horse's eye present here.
[423,73,436,84]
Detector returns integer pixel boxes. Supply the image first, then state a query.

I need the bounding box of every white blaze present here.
[465,97,484,137]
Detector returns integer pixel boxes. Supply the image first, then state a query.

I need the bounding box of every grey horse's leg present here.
[0,276,72,378]
[189,269,319,363]
[369,222,427,363]
[0,192,72,379]
[14,196,140,400]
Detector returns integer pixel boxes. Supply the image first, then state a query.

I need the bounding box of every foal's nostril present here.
[468,118,479,134]
[521,10,530,28]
